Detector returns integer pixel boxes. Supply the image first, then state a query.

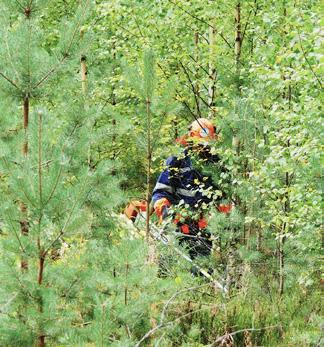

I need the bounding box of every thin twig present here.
[188,54,211,78]
[167,0,233,49]
[241,9,253,44]
[0,294,18,314]
[0,72,19,89]
[33,0,90,88]
[209,325,281,346]
[297,30,322,89]
[135,306,214,347]
[160,281,220,323]
[179,61,201,116]
[44,186,92,256]
[14,0,24,10]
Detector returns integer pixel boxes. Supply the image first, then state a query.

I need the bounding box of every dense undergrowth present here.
[0,0,321,346]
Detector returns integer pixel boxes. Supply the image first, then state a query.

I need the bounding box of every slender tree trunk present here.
[23,95,29,150]
[146,97,152,242]
[38,111,43,207]
[38,335,45,347]
[226,249,235,296]
[81,55,87,95]
[20,95,30,270]
[111,42,117,163]
[256,228,262,251]
[124,262,129,305]
[194,31,201,116]
[145,95,157,266]
[279,173,290,296]
[173,119,178,140]
[278,223,285,296]
[19,202,29,270]
[208,21,217,118]
[80,55,91,169]
[278,5,291,294]
[37,110,46,347]
[279,146,290,296]
[228,2,246,289]
[232,0,243,150]
[235,2,242,79]
[233,2,242,152]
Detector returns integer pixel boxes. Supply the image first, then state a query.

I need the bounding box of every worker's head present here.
[188,118,217,145]
[176,118,219,161]
[186,118,218,161]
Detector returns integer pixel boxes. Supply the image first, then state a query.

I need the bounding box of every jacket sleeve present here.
[152,156,177,205]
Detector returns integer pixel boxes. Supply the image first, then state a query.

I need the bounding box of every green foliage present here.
[0,0,321,346]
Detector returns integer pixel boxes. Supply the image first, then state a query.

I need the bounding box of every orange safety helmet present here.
[189,118,216,142]
[176,118,217,146]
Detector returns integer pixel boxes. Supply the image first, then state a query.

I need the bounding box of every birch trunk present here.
[278,6,291,296]
[194,31,201,116]
[233,2,242,152]
[235,2,242,78]
[208,21,217,118]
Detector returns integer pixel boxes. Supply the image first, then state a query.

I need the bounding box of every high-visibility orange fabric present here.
[176,135,189,146]
[217,203,233,214]
[175,216,207,233]
[198,218,208,229]
[181,224,190,234]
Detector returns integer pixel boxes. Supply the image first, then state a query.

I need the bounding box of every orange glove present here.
[198,218,208,229]
[154,198,171,222]
[217,203,233,214]
[124,200,147,222]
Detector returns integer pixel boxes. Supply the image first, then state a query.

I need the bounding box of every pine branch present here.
[0,293,18,314]
[33,0,90,89]
[0,71,19,89]
[44,186,92,256]
[12,269,37,300]
[4,31,21,86]
[16,180,37,208]
[14,0,24,10]
[6,210,26,254]
[42,166,63,208]
[43,122,83,208]
[150,112,168,154]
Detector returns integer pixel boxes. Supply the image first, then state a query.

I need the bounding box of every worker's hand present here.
[154,198,171,223]
[124,200,147,222]
[217,203,233,214]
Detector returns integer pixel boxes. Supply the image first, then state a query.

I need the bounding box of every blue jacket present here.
[152,152,216,208]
